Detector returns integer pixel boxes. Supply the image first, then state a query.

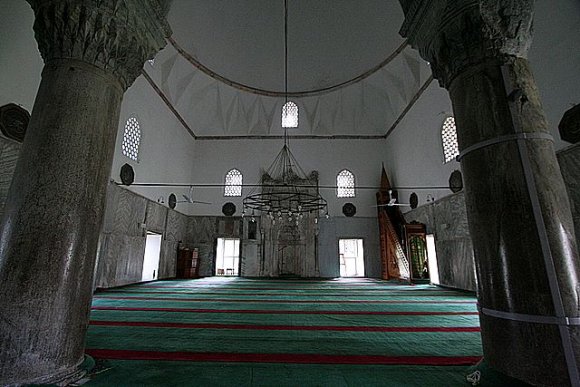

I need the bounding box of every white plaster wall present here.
[186,138,386,217]
[111,69,197,213]
[383,82,457,207]
[0,0,42,110]
[530,0,580,150]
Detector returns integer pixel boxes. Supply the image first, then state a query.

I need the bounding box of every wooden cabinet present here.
[176,248,200,279]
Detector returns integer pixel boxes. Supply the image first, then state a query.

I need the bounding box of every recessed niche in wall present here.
[248,220,257,240]
[559,104,580,143]
[410,192,418,209]
[0,103,30,142]
[449,170,463,193]
[342,203,356,217]
[222,202,236,216]
[120,163,135,185]
[168,194,177,209]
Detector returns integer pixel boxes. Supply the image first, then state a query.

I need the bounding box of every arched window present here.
[337,169,355,198]
[442,116,459,163]
[282,101,298,128]
[122,116,141,161]
[224,169,243,197]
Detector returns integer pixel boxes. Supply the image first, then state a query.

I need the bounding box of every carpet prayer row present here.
[84,277,482,386]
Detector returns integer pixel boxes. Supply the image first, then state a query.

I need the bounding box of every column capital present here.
[399,0,534,88]
[27,0,173,90]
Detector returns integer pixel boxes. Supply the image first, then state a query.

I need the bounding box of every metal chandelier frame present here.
[242,135,328,223]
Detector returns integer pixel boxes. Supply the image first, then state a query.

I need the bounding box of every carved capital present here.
[399,0,534,88]
[27,0,172,90]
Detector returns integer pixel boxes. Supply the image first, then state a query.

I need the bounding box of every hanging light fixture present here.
[242,0,328,223]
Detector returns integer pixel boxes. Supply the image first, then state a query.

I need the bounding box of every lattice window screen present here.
[122,117,141,161]
[282,101,298,128]
[337,169,355,198]
[224,169,243,197]
[442,116,459,163]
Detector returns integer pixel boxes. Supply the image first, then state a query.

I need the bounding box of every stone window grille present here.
[442,116,459,163]
[224,169,243,197]
[282,101,298,128]
[122,116,141,161]
[337,169,355,198]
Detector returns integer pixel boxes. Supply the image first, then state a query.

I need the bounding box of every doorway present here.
[339,239,365,277]
[426,234,440,285]
[142,232,162,281]
[216,238,240,276]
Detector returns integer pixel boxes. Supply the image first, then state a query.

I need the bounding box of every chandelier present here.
[242,135,328,224]
[242,0,328,224]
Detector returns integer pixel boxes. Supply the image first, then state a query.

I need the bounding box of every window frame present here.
[441,116,459,163]
[282,101,299,128]
[336,169,356,198]
[224,168,243,197]
[121,115,142,162]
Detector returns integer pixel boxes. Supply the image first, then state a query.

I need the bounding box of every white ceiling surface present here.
[147,0,428,137]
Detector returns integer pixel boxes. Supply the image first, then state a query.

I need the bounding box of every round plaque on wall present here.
[410,192,418,209]
[168,194,177,209]
[449,170,463,193]
[0,103,30,143]
[222,202,236,216]
[559,104,580,143]
[342,203,356,217]
[120,163,135,186]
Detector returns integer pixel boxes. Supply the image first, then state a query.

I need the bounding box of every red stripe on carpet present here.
[105,290,462,297]
[134,286,458,292]
[91,306,478,316]
[89,320,480,332]
[94,296,475,304]
[85,349,482,366]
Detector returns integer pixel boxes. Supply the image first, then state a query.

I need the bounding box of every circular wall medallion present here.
[449,170,463,193]
[222,202,236,216]
[168,194,177,209]
[559,104,580,143]
[120,163,135,186]
[342,203,356,217]
[409,192,418,209]
[0,103,30,142]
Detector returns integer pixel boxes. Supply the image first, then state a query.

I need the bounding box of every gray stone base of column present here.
[19,358,86,387]
[481,316,571,386]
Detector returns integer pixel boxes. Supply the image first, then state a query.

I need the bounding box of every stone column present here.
[0,1,171,385]
[399,1,580,386]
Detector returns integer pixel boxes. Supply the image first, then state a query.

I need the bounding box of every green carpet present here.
[85,278,483,386]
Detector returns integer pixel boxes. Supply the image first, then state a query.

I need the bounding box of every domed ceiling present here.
[145,0,432,137]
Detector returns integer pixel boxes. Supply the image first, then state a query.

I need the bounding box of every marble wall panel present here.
[94,183,190,288]
[146,201,168,232]
[166,210,189,242]
[95,234,146,288]
[187,216,244,277]
[0,136,21,218]
[557,143,580,242]
[106,184,147,237]
[159,240,179,279]
[405,191,477,291]
[436,238,476,291]
[241,241,260,276]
